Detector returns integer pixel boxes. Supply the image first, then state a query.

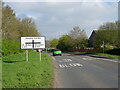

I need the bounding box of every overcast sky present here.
[4,0,118,40]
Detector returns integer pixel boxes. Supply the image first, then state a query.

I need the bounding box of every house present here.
[88,30,98,47]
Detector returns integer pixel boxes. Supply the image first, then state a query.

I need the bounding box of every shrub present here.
[2,40,24,56]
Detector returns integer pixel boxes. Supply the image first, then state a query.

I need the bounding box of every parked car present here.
[53,49,62,56]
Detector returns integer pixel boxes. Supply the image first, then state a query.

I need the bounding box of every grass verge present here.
[93,53,119,59]
[2,52,54,88]
[73,51,119,59]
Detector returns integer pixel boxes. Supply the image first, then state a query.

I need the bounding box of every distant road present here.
[50,53,118,88]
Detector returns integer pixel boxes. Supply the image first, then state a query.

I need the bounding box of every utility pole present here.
[46,48,47,53]
[103,41,104,54]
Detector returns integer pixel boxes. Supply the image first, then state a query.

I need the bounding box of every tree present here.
[46,40,50,48]
[95,21,120,49]
[2,5,41,56]
[68,26,88,48]
[94,30,119,49]
[18,18,40,38]
[98,21,118,30]
[2,5,40,41]
[2,5,20,40]
[69,26,87,39]
[50,38,59,48]
[57,35,73,51]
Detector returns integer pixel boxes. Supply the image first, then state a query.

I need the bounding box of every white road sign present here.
[21,37,45,49]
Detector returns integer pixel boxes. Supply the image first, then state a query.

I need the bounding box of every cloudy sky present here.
[4,0,118,40]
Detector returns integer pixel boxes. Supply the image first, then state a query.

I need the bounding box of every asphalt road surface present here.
[51,53,118,88]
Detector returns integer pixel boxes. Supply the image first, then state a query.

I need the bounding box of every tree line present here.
[50,21,120,51]
[2,4,40,56]
[50,26,88,51]
[94,21,120,49]
[2,5,40,41]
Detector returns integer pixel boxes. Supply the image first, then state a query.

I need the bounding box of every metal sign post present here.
[38,49,42,61]
[26,50,28,62]
[40,52,41,61]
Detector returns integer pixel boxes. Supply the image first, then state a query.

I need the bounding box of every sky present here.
[3,0,118,40]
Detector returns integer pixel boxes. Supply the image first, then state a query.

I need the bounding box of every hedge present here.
[105,48,120,55]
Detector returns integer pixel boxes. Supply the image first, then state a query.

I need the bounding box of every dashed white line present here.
[59,64,65,68]
[98,59,118,63]
[69,63,74,67]
[82,58,94,60]
[65,64,68,67]
[82,57,118,63]
[75,63,83,66]
[62,59,72,62]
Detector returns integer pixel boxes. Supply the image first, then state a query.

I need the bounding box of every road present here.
[51,53,118,88]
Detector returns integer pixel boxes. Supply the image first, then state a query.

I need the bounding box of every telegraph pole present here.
[103,41,104,54]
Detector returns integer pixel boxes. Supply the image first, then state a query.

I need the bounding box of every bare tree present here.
[69,26,87,39]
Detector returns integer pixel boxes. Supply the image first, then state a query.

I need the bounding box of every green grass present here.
[75,51,119,59]
[94,53,119,59]
[70,51,119,59]
[2,52,54,88]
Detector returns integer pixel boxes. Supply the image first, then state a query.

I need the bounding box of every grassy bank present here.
[93,53,119,59]
[2,52,54,88]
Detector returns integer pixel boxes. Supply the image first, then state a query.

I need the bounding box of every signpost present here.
[26,50,28,62]
[21,37,45,62]
[38,49,42,61]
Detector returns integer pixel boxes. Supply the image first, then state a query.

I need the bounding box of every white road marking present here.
[75,63,83,66]
[82,58,87,60]
[62,59,72,62]
[69,63,83,67]
[59,64,65,68]
[67,59,72,61]
[69,63,74,67]
[98,59,118,63]
[73,63,77,66]
[83,57,118,63]
[65,64,68,67]
[82,58,94,60]
[59,63,83,68]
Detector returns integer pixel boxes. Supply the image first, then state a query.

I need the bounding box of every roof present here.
[93,30,98,33]
[89,30,98,39]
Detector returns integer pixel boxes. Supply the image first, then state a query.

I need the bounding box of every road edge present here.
[51,56,60,88]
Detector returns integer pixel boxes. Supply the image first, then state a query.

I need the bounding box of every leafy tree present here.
[95,21,120,49]
[50,38,59,48]
[2,5,20,40]
[94,30,119,49]
[57,35,73,51]
[2,5,40,41]
[98,21,118,30]
[2,5,41,56]
[18,18,40,38]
